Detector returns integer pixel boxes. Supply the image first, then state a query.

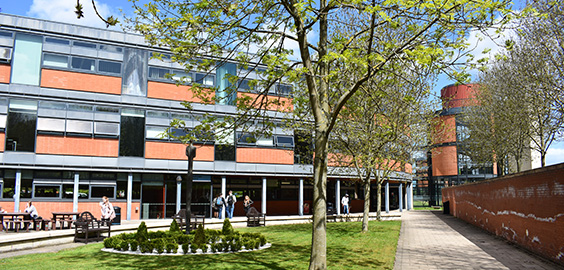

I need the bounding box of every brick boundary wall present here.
[442,163,564,266]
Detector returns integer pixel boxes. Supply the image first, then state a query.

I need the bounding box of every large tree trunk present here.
[309,131,328,270]
[362,177,371,232]
[376,180,382,221]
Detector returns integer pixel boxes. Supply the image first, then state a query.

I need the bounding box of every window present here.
[275,135,294,148]
[256,135,274,147]
[99,44,123,53]
[71,56,95,71]
[96,106,119,114]
[277,84,293,96]
[39,101,67,110]
[73,41,97,49]
[237,132,257,145]
[91,186,115,198]
[12,33,42,85]
[149,67,168,80]
[66,119,93,136]
[6,99,38,152]
[68,104,93,112]
[122,48,148,96]
[0,31,13,38]
[37,118,65,135]
[43,53,69,68]
[195,73,215,86]
[294,131,313,164]
[146,126,168,140]
[45,37,70,45]
[94,122,119,137]
[119,109,145,157]
[215,145,235,161]
[34,185,61,198]
[116,181,127,199]
[62,184,75,199]
[172,70,192,84]
[98,60,122,74]
[2,179,14,199]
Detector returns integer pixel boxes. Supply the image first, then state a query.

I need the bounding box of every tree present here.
[126,0,513,268]
[328,61,433,232]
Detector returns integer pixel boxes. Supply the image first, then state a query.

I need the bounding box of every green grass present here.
[0,221,400,270]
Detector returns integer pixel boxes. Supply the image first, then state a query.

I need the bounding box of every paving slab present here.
[394,211,563,270]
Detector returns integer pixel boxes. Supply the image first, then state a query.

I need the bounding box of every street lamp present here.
[185,143,196,233]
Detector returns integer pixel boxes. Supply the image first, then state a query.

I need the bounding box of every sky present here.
[1,0,563,166]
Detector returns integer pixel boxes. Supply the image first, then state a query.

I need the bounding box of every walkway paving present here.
[394,211,563,270]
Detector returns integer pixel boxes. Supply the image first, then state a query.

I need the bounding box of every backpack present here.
[227,195,234,205]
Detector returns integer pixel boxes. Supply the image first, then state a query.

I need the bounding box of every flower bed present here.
[101,219,269,255]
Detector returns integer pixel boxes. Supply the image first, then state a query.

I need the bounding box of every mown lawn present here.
[0,220,400,270]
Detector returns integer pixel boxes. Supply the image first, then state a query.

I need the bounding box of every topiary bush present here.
[153,239,165,254]
[169,219,181,233]
[136,221,148,243]
[193,224,206,246]
[139,240,152,253]
[222,218,234,235]
[165,241,178,253]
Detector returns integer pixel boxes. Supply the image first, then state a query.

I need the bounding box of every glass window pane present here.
[0,31,13,38]
[147,111,169,118]
[98,60,122,74]
[6,112,37,152]
[39,101,67,110]
[12,33,42,86]
[94,122,119,135]
[119,115,145,157]
[196,73,215,86]
[116,181,127,199]
[78,184,89,199]
[71,56,95,71]
[122,48,148,96]
[34,185,60,198]
[2,179,14,199]
[237,133,256,145]
[9,99,38,112]
[172,70,192,83]
[147,126,167,139]
[43,53,69,68]
[45,37,70,45]
[214,145,235,161]
[256,136,274,147]
[62,184,74,199]
[73,41,97,49]
[277,84,292,96]
[66,119,93,134]
[68,104,93,112]
[37,118,66,132]
[100,44,123,53]
[95,106,119,114]
[149,67,168,80]
[91,186,114,198]
[276,136,294,147]
[20,179,32,199]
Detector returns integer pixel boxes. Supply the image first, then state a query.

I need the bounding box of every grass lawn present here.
[0,220,400,270]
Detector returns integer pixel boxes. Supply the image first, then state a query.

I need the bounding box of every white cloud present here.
[545,145,564,166]
[27,0,118,29]
[465,25,516,80]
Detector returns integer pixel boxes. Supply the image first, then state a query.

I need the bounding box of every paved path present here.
[394,211,563,270]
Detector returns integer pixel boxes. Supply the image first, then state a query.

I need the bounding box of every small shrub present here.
[165,242,178,253]
[259,235,267,246]
[153,239,165,254]
[190,244,198,253]
[170,219,181,233]
[222,218,234,235]
[182,242,190,255]
[128,239,139,252]
[139,240,152,253]
[103,237,115,249]
[119,239,129,251]
[137,222,148,243]
[193,224,206,246]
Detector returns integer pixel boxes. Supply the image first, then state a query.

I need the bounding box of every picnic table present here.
[51,212,80,230]
[0,212,31,232]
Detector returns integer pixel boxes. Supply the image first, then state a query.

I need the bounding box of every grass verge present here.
[0,220,400,270]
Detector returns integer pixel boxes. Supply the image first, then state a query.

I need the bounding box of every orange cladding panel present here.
[36,135,119,157]
[0,133,4,152]
[40,69,121,95]
[147,81,215,103]
[431,146,458,176]
[145,141,214,161]
[0,64,10,83]
[237,92,293,112]
[236,147,294,164]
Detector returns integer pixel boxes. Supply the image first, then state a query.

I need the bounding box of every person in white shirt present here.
[341,194,350,214]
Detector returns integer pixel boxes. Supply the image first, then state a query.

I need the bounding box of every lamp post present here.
[185,143,197,233]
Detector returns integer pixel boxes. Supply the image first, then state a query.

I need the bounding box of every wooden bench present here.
[172,209,205,231]
[74,211,111,243]
[246,207,266,227]
[4,219,23,232]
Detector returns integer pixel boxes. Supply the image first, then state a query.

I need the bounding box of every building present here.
[0,14,413,221]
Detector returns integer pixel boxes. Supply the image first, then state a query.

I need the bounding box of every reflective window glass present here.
[214,145,235,161]
[34,185,61,198]
[149,67,168,80]
[39,101,67,110]
[98,60,122,74]
[12,33,42,85]
[91,186,115,198]
[94,122,119,135]
[66,119,93,134]
[73,41,97,49]
[276,135,294,147]
[196,73,215,86]
[0,31,13,38]
[147,126,167,140]
[122,48,148,96]
[6,99,37,152]
[37,118,66,133]
[119,114,145,157]
[43,53,69,68]
[172,70,192,83]
[100,44,123,53]
[68,104,93,112]
[71,56,95,71]
[45,37,70,45]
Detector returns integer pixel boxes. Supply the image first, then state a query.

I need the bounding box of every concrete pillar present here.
[408,182,413,211]
[262,177,267,215]
[299,178,304,216]
[176,177,182,214]
[399,183,403,212]
[385,181,390,214]
[335,179,341,215]
[127,173,133,220]
[73,172,79,212]
[14,170,21,212]
[221,176,226,219]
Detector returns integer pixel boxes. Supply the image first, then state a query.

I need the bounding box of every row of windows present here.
[148,66,215,86]
[43,53,122,75]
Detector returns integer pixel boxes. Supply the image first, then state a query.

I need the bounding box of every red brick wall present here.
[236,147,294,164]
[36,135,119,157]
[5,201,140,221]
[0,64,10,83]
[0,132,4,152]
[147,81,215,103]
[442,163,564,266]
[40,69,121,95]
[441,84,479,109]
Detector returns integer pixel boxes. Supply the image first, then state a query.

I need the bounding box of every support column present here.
[335,179,341,215]
[14,170,21,212]
[127,173,133,220]
[176,177,182,214]
[385,181,390,214]
[399,183,403,212]
[407,182,413,211]
[262,177,267,215]
[73,172,79,212]
[299,178,304,216]
[221,176,226,219]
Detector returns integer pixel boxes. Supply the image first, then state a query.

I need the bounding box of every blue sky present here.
[1,0,563,166]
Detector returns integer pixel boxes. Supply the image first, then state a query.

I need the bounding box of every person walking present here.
[100,196,116,224]
[341,194,350,214]
[215,193,226,219]
[243,195,253,214]
[226,190,237,219]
